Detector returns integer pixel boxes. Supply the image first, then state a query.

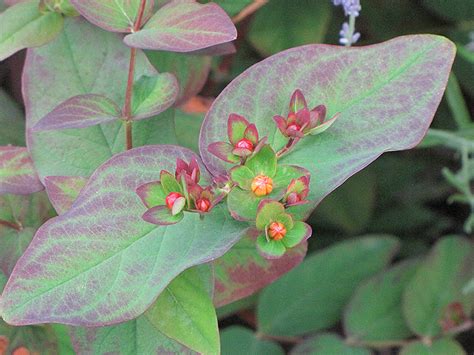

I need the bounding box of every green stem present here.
[446,73,472,130]
[424,129,474,151]
[345,14,356,47]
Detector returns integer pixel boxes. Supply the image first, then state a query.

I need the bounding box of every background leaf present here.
[343,260,419,343]
[0,0,63,61]
[257,236,400,336]
[0,145,246,326]
[403,236,474,337]
[0,89,25,146]
[69,0,155,33]
[0,146,43,195]
[400,338,466,355]
[25,18,177,182]
[220,326,285,355]
[291,333,373,355]
[124,0,237,52]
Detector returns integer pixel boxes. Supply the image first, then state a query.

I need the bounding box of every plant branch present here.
[0,219,22,231]
[446,73,472,130]
[122,0,147,150]
[232,0,268,24]
[276,138,299,158]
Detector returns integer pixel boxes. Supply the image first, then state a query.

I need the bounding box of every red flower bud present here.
[235,138,254,151]
[165,192,183,210]
[196,198,211,212]
[287,124,301,132]
[268,221,287,241]
[251,175,273,196]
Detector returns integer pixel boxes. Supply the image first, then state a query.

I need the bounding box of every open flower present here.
[175,157,200,185]
[273,89,340,138]
[227,144,309,220]
[137,170,187,225]
[208,113,266,164]
[255,200,312,258]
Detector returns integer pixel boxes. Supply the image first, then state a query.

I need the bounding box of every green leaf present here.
[220,326,284,355]
[0,146,246,326]
[291,333,373,355]
[25,18,177,181]
[282,221,309,248]
[248,0,332,56]
[255,200,285,230]
[174,109,204,153]
[231,166,255,190]
[403,236,474,337]
[146,266,219,354]
[343,260,419,343]
[246,145,277,177]
[200,0,253,17]
[0,0,63,61]
[256,236,286,259]
[0,89,25,146]
[132,73,179,120]
[200,36,456,220]
[0,270,6,292]
[400,338,466,355]
[69,0,155,33]
[146,50,212,105]
[257,236,400,336]
[421,0,474,22]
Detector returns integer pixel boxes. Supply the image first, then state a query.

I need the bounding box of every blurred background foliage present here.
[0,0,473,354]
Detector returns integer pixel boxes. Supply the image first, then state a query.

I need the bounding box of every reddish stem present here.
[122,0,147,150]
[0,219,22,231]
[276,137,299,158]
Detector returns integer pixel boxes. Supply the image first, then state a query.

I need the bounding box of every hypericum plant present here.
[0,0,457,353]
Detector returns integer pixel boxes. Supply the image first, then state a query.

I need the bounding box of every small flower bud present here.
[165,192,184,210]
[286,192,301,205]
[196,198,211,212]
[268,222,287,241]
[287,124,301,132]
[235,138,254,151]
[251,175,273,196]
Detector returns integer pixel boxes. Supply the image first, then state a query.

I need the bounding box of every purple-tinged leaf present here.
[69,0,155,33]
[200,35,456,217]
[33,94,121,131]
[213,229,307,307]
[0,0,64,61]
[0,145,246,326]
[132,74,179,120]
[43,176,87,215]
[208,142,239,164]
[191,41,236,56]
[25,19,178,182]
[124,0,237,52]
[136,181,166,208]
[0,146,43,195]
[142,205,184,225]
[0,89,25,146]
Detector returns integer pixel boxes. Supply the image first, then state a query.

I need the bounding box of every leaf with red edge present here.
[33,94,122,131]
[69,0,155,33]
[0,145,246,326]
[43,176,87,215]
[213,229,307,307]
[0,147,43,195]
[200,35,456,220]
[124,0,237,52]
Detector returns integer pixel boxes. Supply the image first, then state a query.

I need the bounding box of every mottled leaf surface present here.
[146,50,212,105]
[291,333,372,355]
[403,236,474,337]
[0,146,43,195]
[124,0,237,52]
[0,145,245,326]
[70,0,155,32]
[213,229,307,307]
[200,35,455,217]
[25,18,177,182]
[220,326,284,355]
[0,90,25,146]
[343,260,418,342]
[0,0,63,61]
[257,236,400,336]
[43,176,87,215]
[33,94,122,131]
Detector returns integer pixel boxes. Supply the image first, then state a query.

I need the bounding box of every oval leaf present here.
[0,146,43,195]
[220,326,284,355]
[0,145,246,326]
[69,0,155,33]
[291,333,372,355]
[213,229,307,307]
[0,0,63,61]
[124,0,237,52]
[400,338,466,355]
[132,73,179,120]
[200,35,455,216]
[343,260,419,343]
[402,236,474,337]
[33,94,122,131]
[257,236,400,336]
